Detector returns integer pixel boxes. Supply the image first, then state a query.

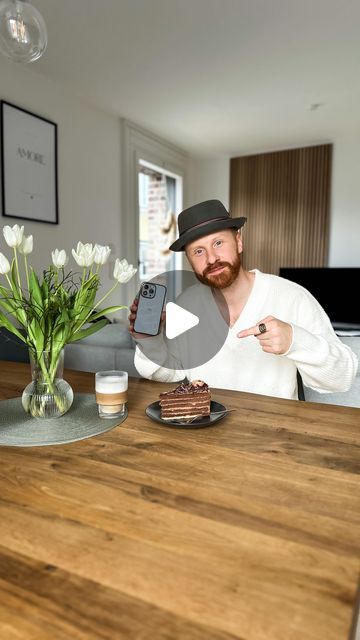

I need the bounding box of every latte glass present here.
[95,370,128,419]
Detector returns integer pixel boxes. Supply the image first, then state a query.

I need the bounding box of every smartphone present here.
[133,282,167,336]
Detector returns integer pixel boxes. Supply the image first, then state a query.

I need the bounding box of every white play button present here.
[165,302,199,339]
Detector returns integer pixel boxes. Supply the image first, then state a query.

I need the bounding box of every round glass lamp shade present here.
[0,0,47,63]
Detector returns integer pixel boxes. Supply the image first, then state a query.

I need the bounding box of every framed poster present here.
[0,100,58,224]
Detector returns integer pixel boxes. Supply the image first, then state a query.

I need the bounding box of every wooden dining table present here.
[0,360,359,640]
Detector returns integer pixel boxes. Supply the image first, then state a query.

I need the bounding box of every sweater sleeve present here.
[284,323,358,394]
[133,333,186,383]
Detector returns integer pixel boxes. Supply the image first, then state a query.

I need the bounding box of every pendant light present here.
[0,0,47,63]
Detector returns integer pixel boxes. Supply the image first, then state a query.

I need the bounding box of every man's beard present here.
[195,253,241,289]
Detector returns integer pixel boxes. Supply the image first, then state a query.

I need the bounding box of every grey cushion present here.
[65,344,138,376]
[73,322,134,349]
[304,336,360,408]
[64,322,139,377]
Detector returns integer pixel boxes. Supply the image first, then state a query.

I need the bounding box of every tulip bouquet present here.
[0,224,137,417]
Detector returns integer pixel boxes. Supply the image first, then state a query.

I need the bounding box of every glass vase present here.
[22,349,74,418]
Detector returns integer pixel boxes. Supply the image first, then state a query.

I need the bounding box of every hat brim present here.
[169,216,247,252]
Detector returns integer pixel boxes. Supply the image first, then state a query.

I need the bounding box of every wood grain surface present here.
[0,361,359,640]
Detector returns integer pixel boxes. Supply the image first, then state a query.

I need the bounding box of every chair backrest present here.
[297,370,305,401]
[303,336,360,408]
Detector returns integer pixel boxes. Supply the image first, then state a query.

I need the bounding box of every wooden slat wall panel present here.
[230,144,332,274]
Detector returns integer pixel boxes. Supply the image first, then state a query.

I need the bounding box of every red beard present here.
[195,254,241,289]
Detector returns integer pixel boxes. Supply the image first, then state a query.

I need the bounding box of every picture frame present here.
[0,100,58,224]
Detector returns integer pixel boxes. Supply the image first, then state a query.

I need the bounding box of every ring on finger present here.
[258,323,267,334]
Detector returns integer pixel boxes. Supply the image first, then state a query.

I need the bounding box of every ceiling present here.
[23,0,360,156]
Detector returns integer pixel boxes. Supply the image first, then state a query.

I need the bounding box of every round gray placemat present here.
[0,394,127,447]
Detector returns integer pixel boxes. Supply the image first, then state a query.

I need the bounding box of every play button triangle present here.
[165,302,199,340]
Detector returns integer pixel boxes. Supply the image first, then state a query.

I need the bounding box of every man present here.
[129,200,357,399]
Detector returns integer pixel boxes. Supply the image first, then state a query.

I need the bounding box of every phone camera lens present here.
[144,284,149,289]
[143,290,148,296]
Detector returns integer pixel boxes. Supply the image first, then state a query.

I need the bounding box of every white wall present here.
[187,157,230,210]
[1,53,358,301]
[0,57,134,318]
[188,145,360,267]
[329,135,360,266]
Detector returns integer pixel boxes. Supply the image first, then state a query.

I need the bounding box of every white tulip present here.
[113,258,137,283]
[72,241,95,268]
[3,224,24,248]
[94,244,111,266]
[0,252,10,275]
[52,249,68,268]
[18,234,33,255]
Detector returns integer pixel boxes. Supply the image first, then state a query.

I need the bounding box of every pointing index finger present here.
[237,325,260,338]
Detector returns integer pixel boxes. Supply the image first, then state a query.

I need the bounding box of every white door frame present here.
[138,157,183,277]
[121,119,187,304]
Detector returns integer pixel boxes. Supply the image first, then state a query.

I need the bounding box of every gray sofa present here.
[303,336,360,408]
[2,326,358,405]
[64,322,139,376]
[0,323,139,376]
[0,328,29,363]
[66,331,359,406]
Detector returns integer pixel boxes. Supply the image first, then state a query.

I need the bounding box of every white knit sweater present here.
[134,270,358,400]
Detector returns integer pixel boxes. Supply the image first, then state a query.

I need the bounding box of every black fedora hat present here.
[169,199,247,252]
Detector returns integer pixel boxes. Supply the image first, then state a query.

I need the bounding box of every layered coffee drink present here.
[95,371,128,419]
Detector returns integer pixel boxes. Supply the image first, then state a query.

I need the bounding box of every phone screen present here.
[134,282,167,336]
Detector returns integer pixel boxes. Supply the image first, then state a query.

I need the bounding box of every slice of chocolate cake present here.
[159,380,211,421]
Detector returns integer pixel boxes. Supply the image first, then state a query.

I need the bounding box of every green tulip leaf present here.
[67,318,109,343]
[89,305,128,322]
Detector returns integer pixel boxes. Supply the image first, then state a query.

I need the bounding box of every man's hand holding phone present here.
[128,282,166,340]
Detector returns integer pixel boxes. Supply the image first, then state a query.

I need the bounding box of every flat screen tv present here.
[278,267,360,330]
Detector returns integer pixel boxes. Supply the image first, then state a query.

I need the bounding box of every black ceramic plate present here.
[145,400,227,428]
